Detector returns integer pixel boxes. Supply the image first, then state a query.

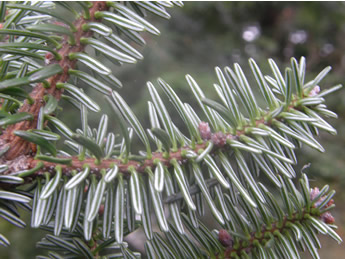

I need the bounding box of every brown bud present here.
[98,204,105,216]
[218,229,233,247]
[45,52,54,65]
[327,199,334,207]
[321,212,335,224]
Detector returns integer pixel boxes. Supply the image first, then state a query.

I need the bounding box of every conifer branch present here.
[2,86,328,179]
[217,187,338,258]
[0,1,108,160]
[220,209,333,258]
[0,2,341,258]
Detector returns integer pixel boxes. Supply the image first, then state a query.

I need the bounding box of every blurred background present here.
[1,2,345,258]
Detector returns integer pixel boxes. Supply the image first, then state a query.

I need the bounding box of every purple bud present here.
[198,122,212,140]
[211,132,227,147]
[309,85,320,96]
[321,212,335,224]
[310,187,320,201]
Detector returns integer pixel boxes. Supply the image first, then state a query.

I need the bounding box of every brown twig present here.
[1,95,306,179]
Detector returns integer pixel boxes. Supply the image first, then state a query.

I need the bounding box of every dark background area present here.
[1,2,345,258]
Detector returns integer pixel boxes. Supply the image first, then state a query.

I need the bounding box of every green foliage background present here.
[1,2,344,258]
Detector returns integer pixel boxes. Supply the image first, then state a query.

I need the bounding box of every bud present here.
[310,187,334,209]
[198,122,212,140]
[218,229,233,247]
[98,204,105,216]
[45,52,54,65]
[309,85,320,96]
[327,199,334,207]
[310,187,320,201]
[321,212,335,224]
[211,131,227,147]
[310,187,336,224]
